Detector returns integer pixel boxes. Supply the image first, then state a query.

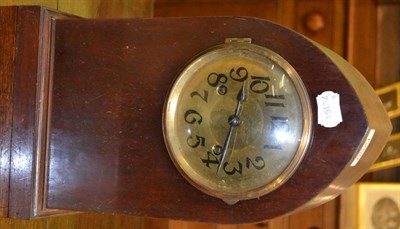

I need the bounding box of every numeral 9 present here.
[230,67,248,82]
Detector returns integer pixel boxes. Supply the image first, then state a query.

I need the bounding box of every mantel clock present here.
[0,6,391,223]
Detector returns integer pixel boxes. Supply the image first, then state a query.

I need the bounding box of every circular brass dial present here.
[163,39,312,204]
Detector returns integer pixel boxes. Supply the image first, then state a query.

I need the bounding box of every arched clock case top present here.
[3,6,391,223]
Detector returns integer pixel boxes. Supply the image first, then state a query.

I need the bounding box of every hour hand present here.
[237,82,246,103]
[216,82,246,174]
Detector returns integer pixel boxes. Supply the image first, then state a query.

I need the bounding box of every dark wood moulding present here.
[0,6,391,223]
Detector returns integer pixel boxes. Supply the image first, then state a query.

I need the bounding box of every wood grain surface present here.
[0,0,386,228]
[0,0,153,18]
[58,0,153,18]
[9,6,42,219]
[45,16,368,224]
[347,0,378,86]
[0,0,153,222]
[0,6,17,218]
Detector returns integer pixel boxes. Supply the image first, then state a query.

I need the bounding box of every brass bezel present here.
[162,40,313,204]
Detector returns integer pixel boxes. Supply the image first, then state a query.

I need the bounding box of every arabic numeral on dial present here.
[184,109,203,124]
[222,156,265,175]
[190,90,208,103]
[186,135,205,148]
[229,67,248,82]
[246,156,265,170]
[250,76,270,94]
[223,161,243,175]
[207,73,228,87]
[200,151,266,174]
[201,151,220,168]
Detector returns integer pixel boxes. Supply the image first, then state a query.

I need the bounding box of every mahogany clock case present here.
[1,6,391,223]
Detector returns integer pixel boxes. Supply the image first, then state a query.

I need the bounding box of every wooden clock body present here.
[0,6,391,223]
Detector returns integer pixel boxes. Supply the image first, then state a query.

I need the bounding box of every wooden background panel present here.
[0,0,153,18]
[155,0,279,22]
[293,0,345,56]
[0,213,143,229]
[58,0,153,18]
[376,4,400,87]
[347,0,378,86]
[144,217,287,229]
[167,220,266,229]
[0,0,56,8]
[46,213,143,229]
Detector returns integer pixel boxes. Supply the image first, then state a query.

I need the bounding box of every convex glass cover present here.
[163,38,312,204]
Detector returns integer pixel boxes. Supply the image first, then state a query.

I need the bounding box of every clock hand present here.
[216,82,246,174]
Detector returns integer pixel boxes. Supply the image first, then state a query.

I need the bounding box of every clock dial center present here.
[228,115,241,127]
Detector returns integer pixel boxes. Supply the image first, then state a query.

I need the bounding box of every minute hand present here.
[216,82,246,174]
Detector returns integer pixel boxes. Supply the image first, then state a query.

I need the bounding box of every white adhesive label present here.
[350,129,375,167]
[316,91,343,128]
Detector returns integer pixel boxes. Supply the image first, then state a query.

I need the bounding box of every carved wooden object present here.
[0,6,391,223]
